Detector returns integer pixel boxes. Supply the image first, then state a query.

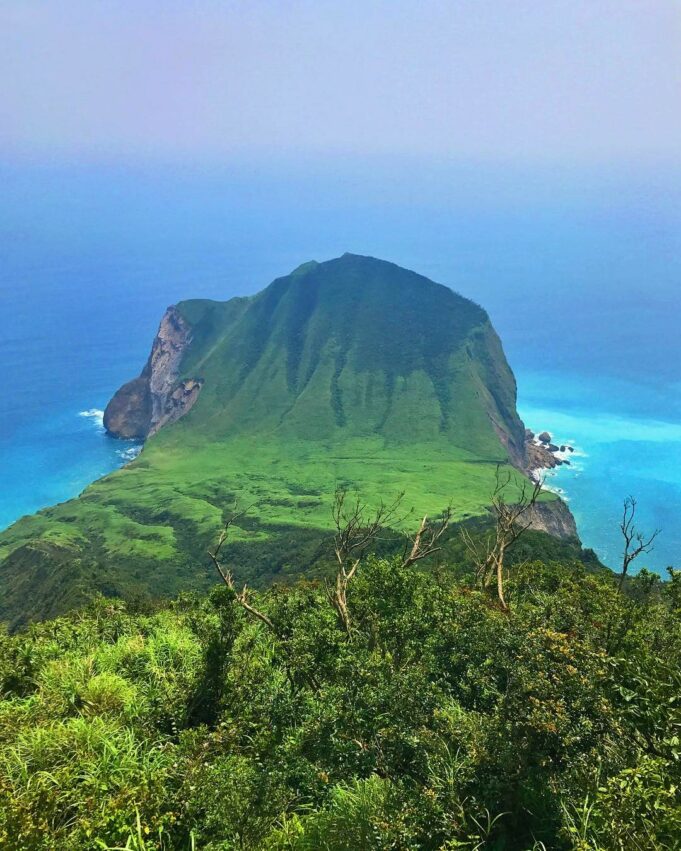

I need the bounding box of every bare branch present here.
[330,487,404,634]
[401,505,453,568]
[462,466,542,610]
[618,496,661,592]
[462,524,496,587]
[208,504,275,632]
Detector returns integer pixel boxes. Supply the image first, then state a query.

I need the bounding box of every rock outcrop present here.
[103,306,203,440]
[523,431,575,477]
[526,440,561,472]
[519,431,580,540]
[525,499,579,539]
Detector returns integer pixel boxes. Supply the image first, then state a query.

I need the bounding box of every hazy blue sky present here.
[1,1,679,167]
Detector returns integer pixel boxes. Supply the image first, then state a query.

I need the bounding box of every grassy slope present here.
[0,255,551,626]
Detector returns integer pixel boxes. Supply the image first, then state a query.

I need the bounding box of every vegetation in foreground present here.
[0,502,679,850]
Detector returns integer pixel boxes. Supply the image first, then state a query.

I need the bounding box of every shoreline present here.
[525,428,576,485]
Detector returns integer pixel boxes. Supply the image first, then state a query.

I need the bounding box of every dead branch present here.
[331,487,404,634]
[618,496,660,593]
[207,505,275,632]
[460,524,494,587]
[401,505,453,568]
[208,505,325,692]
[462,465,543,611]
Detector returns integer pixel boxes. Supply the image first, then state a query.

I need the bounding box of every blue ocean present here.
[1,161,680,574]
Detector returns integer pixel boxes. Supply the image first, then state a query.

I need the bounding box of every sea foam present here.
[117,445,142,462]
[79,408,104,426]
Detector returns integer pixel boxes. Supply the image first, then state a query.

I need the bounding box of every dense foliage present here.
[1,549,679,849]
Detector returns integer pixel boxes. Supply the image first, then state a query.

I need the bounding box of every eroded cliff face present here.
[525,499,579,539]
[492,419,527,472]
[103,306,203,440]
[507,431,580,541]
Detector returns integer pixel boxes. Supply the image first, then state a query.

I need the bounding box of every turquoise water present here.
[0,408,140,531]
[518,371,681,573]
[1,162,679,573]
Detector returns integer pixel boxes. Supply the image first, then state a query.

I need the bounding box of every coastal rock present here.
[526,440,559,471]
[104,306,202,440]
[102,376,151,440]
[520,428,580,541]
[525,499,579,539]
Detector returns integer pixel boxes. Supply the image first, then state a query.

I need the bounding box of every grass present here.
[0,428,551,626]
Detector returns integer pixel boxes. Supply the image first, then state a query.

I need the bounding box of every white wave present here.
[546,485,569,500]
[79,408,104,425]
[116,445,142,463]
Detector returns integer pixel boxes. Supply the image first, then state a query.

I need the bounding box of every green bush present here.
[0,554,679,848]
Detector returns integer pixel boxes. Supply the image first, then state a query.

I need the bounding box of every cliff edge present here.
[103,306,203,440]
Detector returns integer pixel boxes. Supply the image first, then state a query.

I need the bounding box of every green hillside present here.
[171,254,525,456]
[0,255,552,626]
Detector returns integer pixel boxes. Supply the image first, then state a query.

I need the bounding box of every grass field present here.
[1,431,539,560]
[0,427,552,626]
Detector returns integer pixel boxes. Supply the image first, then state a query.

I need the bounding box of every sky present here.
[1,1,679,168]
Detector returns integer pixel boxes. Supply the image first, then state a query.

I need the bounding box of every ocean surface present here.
[1,160,680,574]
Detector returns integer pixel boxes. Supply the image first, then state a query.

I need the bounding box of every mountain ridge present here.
[106,254,527,465]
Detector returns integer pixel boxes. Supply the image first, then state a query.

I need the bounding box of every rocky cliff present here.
[103,306,203,440]
[525,499,579,539]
